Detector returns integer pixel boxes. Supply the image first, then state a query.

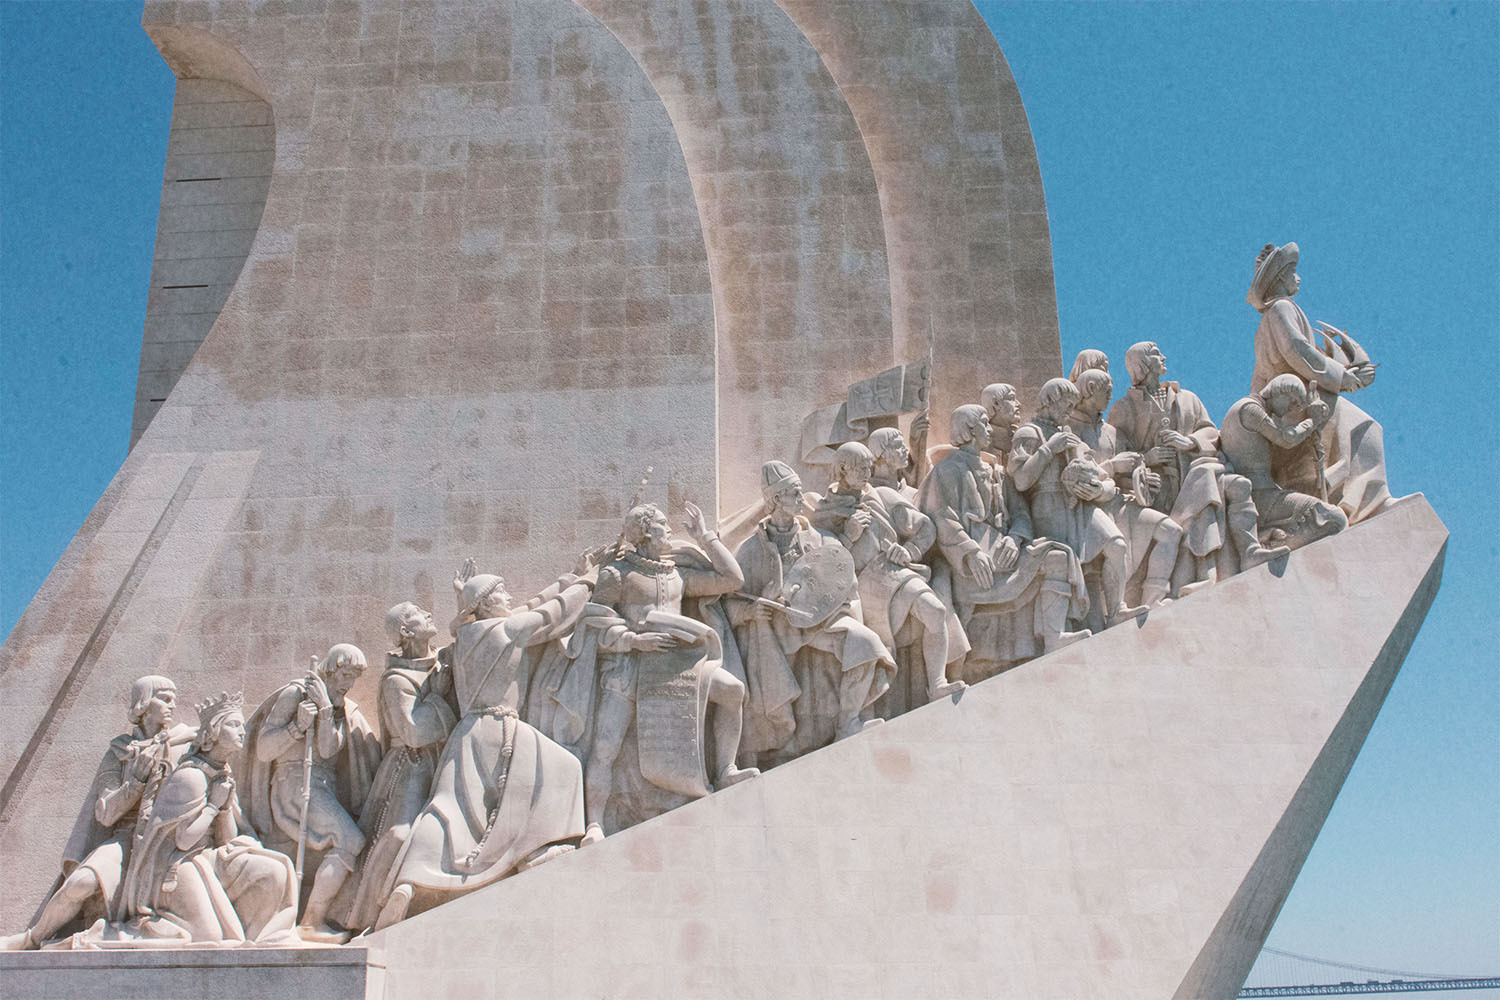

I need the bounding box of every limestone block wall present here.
[0,0,1066,928]
[132,78,274,447]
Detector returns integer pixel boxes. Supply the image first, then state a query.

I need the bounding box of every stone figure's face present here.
[1280,269,1301,297]
[401,607,438,649]
[1143,344,1167,377]
[770,481,804,516]
[143,688,177,732]
[644,509,672,553]
[215,711,247,752]
[984,397,1017,451]
[966,412,993,450]
[877,436,910,472]
[1084,378,1112,413]
[1267,390,1305,419]
[840,455,873,490]
[479,584,513,619]
[326,656,366,700]
[1039,394,1073,425]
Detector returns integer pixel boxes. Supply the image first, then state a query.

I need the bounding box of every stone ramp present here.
[359,495,1446,1000]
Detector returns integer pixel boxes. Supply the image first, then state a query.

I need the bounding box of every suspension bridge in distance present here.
[1239,947,1500,997]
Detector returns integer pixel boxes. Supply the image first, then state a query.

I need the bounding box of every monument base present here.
[0,946,374,1000]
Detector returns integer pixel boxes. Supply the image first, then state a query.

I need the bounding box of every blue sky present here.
[2,0,1497,982]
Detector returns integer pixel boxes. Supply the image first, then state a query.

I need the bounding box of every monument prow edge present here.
[360,495,1445,1000]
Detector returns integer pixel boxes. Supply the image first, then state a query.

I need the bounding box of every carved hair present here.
[1261,373,1309,409]
[1037,377,1079,413]
[1073,367,1113,402]
[833,441,874,480]
[621,503,665,548]
[127,675,176,727]
[865,427,907,466]
[384,601,427,649]
[949,404,988,445]
[1068,349,1110,382]
[193,690,244,752]
[979,383,1016,413]
[1123,342,1159,386]
[317,642,367,680]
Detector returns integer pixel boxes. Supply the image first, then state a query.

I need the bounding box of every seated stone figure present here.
[242,644,381,941]
[730,461,895,765]
[577,502,759,842]
[1220,374,1347,550]
[813,442,967,713]
[372,562,593,929]
[1248,241,1394,524]
[918,405,1089,680]
[1010,380,1146,627]
[332,603,458,933]
[120,692,300,945]
[1,676,193,950]
[1068,367,1184,611]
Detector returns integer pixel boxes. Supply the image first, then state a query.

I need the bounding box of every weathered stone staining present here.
[1,233,1400,951]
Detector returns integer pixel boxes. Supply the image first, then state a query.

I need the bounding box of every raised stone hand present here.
[1045,428,1081,456]
[845,508,872,541]
[631,631,679,652]
[296,698,319,731]
[303,672,333,711]
[127,741,158,782]
[1156,427,1195,451]
[682,500,717,544]
[884,542,912,567]
[208,774,235,810]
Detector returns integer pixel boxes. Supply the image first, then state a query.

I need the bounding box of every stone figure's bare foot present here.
[0,929,36,951]
[1107,604,1148,626]
[928,679,967,700]
[1240,543,1289,570]
[518,843,575,872]
[1044,629,1090,653]
[580,822,606,846]
[715,765,760,789]
[298,923,352,945]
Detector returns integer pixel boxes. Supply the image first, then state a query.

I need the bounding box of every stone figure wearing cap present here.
[1010,381,1146,628]
[372,561,593,929]
[242,644,380,941]
[729,461,895,764]
[0,676,193,950]
[813,442,968,711]
[120,692,300,945]
[1220,374,1347,550]
[918,404,1090,678]
[1247,241,1394,524]
[572,501,759,841]
[331,602,458,932]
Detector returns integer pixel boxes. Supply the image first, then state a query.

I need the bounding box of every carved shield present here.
[634,611,718,799]
[781,544,858,628]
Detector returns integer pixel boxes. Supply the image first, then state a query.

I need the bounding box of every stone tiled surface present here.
[577,0,900,510]
[134,78,274,446]
[370,498,1445,999]
[777,0,1063,431]
[0,946,370,1000]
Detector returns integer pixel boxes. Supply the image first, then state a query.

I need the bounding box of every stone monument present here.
[0,2,1441,998]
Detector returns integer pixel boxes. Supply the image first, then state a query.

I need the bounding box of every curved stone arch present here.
[132,24,276,445]
[776,0,1064,433]
[574,0,897,512]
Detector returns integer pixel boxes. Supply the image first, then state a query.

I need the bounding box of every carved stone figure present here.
[1011,381,1145,626]
[0,676,192,950]
[373,564,591,928]
[332,603,458,933]
[242,645,381,941]
[1220,374,1348,550]
[1248,241,1394,523]
[730,461,895,764]
[120,692,299,945]
[579,502,759,842]
[813,442,967,711]
[918,405,1089,680]
[1068,347,1110,382]
[867,426,918,501]
[1068,367,1184,611]
[1107,342,1239,592]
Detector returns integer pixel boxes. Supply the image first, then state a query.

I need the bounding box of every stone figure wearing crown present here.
[119,691,300,945]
